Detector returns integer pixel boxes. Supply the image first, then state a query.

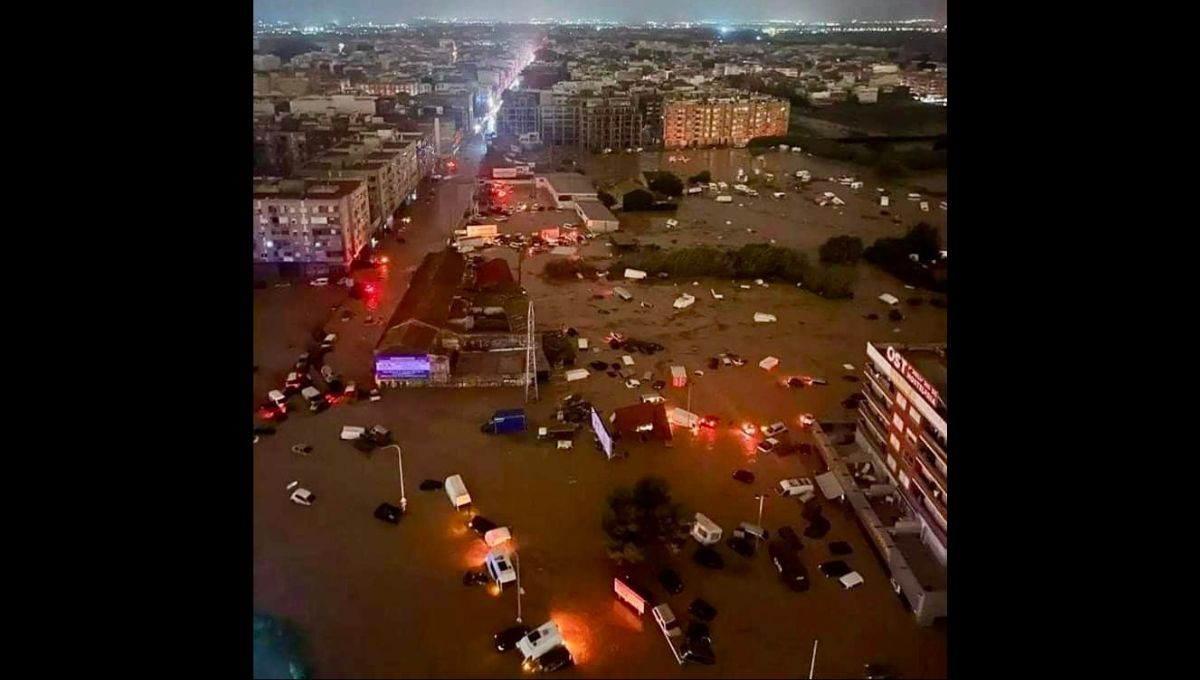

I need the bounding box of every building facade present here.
[856,342,947,559]
[662,93,790,149]
[253,178,371,278]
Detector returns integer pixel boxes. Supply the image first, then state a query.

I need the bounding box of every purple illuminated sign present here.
[375,355,431,379]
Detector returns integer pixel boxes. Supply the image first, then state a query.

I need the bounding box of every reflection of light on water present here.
[463,539,490,569]
[610,600,645,633]
[549,610,593,666]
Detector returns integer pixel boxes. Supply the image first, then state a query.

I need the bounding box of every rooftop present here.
[539,173,597,195]
[252,178,364,200]
[575,199,617,222]
[869,342,947,408]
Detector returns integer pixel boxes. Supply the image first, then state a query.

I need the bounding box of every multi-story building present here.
[290,94,378,116]
[355,80,428,96]
[297,137,420,233]
[634,91,664,147]
[497,90,649,149]
[253,178,371,278]
[856,342,947,558]
[578,95,642,151]
[901,68,947,105]
[662,92,790,149]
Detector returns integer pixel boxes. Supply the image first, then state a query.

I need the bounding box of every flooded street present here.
[254,143,947,678]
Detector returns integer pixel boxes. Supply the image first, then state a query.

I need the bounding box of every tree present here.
[622,189,654,211]
[687,170,712,185]
[819,235,865,264]
[646,172,684,197]
[602,476,687,564]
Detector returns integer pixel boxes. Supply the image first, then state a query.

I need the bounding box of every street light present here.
[382,444,407,513]
[514,550,523,623]
[754,494,766,541]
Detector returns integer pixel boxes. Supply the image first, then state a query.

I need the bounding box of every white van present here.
[445,474,471,510]
[485,548,517,587]
[691,513,723,545]
[268,390,288,410]
[640,394,665,404]
[517,621,565,663]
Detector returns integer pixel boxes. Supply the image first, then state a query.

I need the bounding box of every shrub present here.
[613,244,855,300]
[819,235,865,264]
[688,170,712,184]
[646,172,684,197]
[622,188,655,211]
[542,258,597,281]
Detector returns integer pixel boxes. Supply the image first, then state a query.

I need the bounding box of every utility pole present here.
[515,551,523,624]
[809,639,818,679]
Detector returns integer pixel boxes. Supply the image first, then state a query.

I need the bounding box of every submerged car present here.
[659,568,684,595]
[494,624,531,653]
[819,560,853,579]
[374,503,402,524]
[693,547,725,570]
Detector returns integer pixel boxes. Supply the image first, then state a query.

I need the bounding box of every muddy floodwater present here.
[254,141,947,679]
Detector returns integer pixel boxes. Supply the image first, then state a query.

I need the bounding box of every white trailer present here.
[668,407,701,429]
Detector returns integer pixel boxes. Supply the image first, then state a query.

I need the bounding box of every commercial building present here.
[857,342,948,548]
[252,178,371,278]
[662,92,790,149]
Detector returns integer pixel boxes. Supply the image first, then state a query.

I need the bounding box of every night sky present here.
[253,0,947,24]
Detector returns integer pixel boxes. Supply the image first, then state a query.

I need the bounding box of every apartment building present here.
[578,95,642,151]
[662,92,790,149]
[296,137,420,233]
[253,178,371,278]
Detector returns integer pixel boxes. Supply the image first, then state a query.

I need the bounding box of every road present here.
[253,135,487,403]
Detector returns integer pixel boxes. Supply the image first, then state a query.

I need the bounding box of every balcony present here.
[916,450,947,495]
[918,429,948,467]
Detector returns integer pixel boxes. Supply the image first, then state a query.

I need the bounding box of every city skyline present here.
[253,0,948,25]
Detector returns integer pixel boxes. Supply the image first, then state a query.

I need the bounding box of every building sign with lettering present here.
[375,354,431,379]
[885,346,941,409]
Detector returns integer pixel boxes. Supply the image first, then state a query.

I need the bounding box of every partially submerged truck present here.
[481,409,527,434]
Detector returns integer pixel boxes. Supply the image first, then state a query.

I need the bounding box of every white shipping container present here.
[715,195,733,203]
[624,268,648,280]
[759,356,780,371]
[565,368,590,382]
[880,196,890,207]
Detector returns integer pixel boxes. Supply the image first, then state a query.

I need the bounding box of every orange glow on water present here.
[548,610,593,666]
